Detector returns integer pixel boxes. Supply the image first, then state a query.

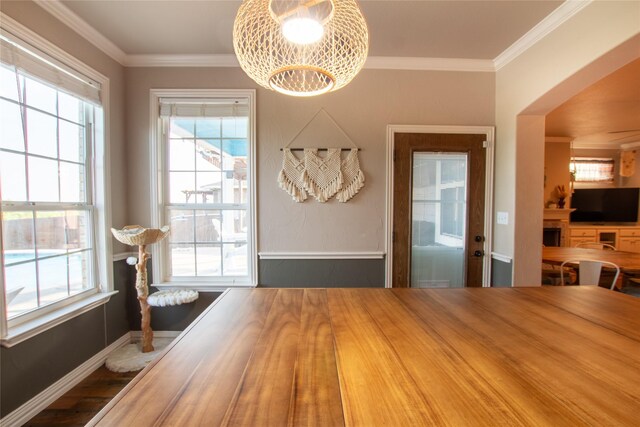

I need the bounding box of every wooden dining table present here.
[89,287,640,426]
[542,246,640,273]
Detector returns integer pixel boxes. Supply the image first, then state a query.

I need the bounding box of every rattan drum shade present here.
[233,0,369,97]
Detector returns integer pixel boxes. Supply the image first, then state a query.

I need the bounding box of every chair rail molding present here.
[258,252,385,260]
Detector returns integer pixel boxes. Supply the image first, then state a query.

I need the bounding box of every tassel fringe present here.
[302,171,343,203]
[278,169,307,202]
[336,169,365,203]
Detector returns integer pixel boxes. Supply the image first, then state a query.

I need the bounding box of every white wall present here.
[494,0,640,285]
[125,67,495,253]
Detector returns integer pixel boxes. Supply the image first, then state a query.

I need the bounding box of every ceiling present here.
[25,1,639,146]
[546,58,640,148]
[58,0,562,59]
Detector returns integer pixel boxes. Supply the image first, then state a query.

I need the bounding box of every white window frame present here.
[149,89,257,290]
[0,14,114,347]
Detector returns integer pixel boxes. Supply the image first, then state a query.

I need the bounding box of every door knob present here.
[473,250,484,257]
[474,235,484,242]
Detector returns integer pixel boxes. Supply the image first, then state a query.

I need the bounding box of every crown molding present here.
[122,54,494,71]
[364,56,494,72]
[493,0,592,71]
[124,54,239,67]
[33,0,127,64]
[31,0,590,73]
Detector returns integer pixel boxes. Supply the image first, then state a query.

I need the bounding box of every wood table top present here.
[89,287,640,426]
[543,246,640,272]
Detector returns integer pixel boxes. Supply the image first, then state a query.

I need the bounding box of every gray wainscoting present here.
[0,260,130,418]
[491,257,513,287]
[128,289,222,332]
[125,260,222,331]
[259,258,385,288]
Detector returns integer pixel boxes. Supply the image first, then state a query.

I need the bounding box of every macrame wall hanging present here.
[278,109,365,203]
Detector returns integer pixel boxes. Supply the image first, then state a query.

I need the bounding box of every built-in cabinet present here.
[619,228,640,253]
[569,225,640,253]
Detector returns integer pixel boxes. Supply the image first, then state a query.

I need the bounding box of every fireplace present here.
[542,220,567,247]
[543,227,561,246]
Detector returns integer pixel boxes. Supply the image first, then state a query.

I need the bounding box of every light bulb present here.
[282,17,324,45]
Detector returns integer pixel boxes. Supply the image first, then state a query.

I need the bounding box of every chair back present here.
[560,259,620,289]
[575,242,617,250]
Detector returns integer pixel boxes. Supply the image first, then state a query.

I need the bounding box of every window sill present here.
[1,291,117,348]
[152,282,256,292]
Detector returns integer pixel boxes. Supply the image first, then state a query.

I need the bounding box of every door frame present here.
[385,125,495,288]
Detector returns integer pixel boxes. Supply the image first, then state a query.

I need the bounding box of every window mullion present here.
[56,90,62,206]
[31,210,41,307]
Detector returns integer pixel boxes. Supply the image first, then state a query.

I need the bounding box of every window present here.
[570,157,615,182]
[151,90,256,288]
[412,153,467,246]
[1,22,110,343]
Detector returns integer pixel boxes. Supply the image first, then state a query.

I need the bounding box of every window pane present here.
[170,119,194,137]
[58,92,83,123]
[195,210,221,243]
[222,140,247,169]
[195,119,220,138]
[26,108,57,157]
[196,140,221,172]
[2,212,38,318]
[0,65,19,101]
[2,211,35,257]
[169,209,195,243]
[36,211,90,252]
[169,138,195,171]
[38,255,69,305]
[222,117,247,138]
[69,251,91,294]
[222,168,247,204]
[223,243,247,276]
[196,244,221,276]
[62,211,91,251]
[4,261,38,318]
[169,171,196,204]
[196,171,221,203]
[24,76,57,114]
[220,210,247,243]
[0,99,25,151]
[59,120,84,163]
[0,151,27,201]
[170,244,195,276]
[60,162,84,203]
[28,157,59,202]
[441,188,465,237]
[35,211,67,252]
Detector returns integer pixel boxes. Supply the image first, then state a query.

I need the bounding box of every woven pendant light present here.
[233,0,369,97]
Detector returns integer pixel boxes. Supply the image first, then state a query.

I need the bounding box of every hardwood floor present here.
[24,366,139,426]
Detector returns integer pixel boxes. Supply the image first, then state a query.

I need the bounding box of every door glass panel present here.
[411,152,467,288]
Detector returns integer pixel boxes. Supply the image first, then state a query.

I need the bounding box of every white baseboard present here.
[0,333,131,427]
